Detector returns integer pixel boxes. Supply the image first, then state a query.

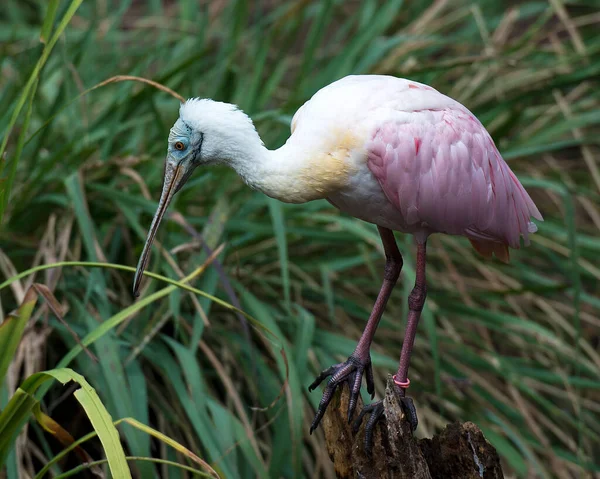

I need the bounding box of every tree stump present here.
[321,376,504,479]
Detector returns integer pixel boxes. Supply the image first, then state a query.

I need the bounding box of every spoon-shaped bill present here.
[132,161,185,297]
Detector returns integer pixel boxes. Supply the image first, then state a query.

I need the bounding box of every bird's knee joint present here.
[384,255,403,281]
[408,284,427,311]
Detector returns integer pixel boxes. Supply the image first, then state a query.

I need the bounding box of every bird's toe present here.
[365,362,375,398]
[399,396,418,432]
[309,354,372,432]
[307,364,340,392]
[360,400,385,455]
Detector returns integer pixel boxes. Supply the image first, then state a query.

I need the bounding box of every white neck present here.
[183,102,356,203]
[228,138,325,203]
[178,99,356,203]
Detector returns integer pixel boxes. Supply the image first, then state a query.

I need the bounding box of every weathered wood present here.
[322,376,504,479]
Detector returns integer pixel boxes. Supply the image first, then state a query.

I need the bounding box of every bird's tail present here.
[468,238,510,263]
[507,168,543,247]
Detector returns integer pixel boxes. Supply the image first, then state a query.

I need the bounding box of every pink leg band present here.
[393,375,410,389]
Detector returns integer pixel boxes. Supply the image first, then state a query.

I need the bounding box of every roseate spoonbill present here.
[133,75,542,450]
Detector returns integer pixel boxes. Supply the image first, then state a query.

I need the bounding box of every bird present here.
[133,74,542,451]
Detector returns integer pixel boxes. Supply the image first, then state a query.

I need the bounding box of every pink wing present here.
[367,107,542,260]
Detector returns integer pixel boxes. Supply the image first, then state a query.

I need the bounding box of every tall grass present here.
[1,0,599,477]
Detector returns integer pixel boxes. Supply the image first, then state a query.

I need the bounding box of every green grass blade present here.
[0,0,83,221]
[2,368,131,478]
[39,0,59,44]
[0,389,39,466]
[268,199,291,311]
[0,289,38,394]
[53,456,212,479]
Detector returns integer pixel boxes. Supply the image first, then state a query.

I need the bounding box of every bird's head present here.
[133,98,261,296]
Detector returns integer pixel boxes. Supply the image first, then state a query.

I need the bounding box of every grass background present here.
[1,0,599,477]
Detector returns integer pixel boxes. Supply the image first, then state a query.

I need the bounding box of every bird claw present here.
[352,400,385,455]
[308,354,374,433]
[352,395,418,455]
[398,395,418,433]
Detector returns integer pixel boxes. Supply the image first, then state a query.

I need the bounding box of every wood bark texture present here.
[322,376,504,479]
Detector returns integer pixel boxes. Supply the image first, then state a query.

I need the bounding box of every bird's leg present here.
[353,241,427,452]
[394,240,427,394]
[309,227,402,433]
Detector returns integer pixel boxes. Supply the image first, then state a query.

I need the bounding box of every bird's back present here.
[291,75,462,135]
[291,75,542,259]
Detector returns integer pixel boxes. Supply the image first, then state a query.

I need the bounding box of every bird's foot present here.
[352,395,418,455]
[308,354,374,433]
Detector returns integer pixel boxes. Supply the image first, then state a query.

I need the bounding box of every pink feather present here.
[367,107,542,260]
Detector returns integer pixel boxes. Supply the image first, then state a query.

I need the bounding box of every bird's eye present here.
[174,141,185,151]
